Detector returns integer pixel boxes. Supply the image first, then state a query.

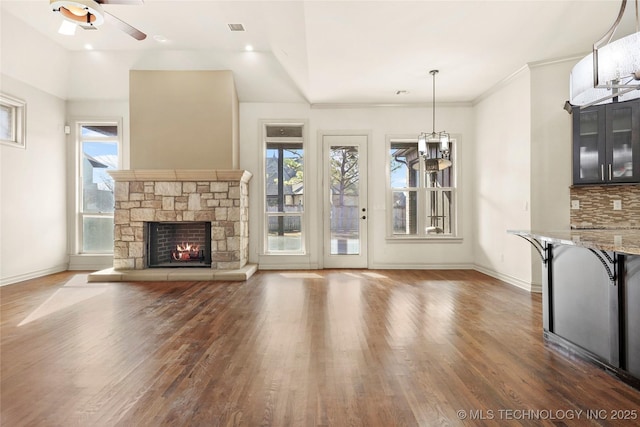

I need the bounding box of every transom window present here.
[389,138,457,238]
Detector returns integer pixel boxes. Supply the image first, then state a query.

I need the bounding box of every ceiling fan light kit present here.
[51,0,105,28]
[50,0,147,40]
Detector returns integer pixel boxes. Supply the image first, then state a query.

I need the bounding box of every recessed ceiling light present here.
[245,45,254,52]
[228,23,245,32]
[84,43,93,50]
[153,35,168,42]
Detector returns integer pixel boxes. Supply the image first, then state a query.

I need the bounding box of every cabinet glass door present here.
[573,100,639,185]
[574,107,605,183]
[607,101,639,183]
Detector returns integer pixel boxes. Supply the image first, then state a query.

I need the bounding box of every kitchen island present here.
[510,229,640,389]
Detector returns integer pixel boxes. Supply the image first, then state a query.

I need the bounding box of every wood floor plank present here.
[2,269,640,426]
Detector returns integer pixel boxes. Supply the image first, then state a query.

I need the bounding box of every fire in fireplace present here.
[147,222,212,268]
[172,242,202,261]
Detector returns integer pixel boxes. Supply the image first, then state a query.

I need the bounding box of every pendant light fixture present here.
[570,0,640,107]
[418,70,450,159]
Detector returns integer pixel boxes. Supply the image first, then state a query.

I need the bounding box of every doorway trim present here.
[319,130,371,269]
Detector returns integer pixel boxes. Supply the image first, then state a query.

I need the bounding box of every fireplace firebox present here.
[147,222,212,268]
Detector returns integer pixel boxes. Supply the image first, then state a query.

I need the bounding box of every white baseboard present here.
[369,262,475,270]
[473,264,541,293]
[0,264,69,287]
[258,262,320,270]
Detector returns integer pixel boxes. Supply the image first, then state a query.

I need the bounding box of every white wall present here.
[65,49,305,103]
[529,60,574,285]
[0,76,68,285]
[240,103,475,269]
[473,68,533,290]
[530,61,573,230]
[1,11,70,285]
[1,9,69,100]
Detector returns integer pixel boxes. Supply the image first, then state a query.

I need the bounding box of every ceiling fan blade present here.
[97,0,144,5]
[104,11,146,40]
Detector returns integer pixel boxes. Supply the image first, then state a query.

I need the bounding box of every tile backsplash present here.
[570,185,640,229]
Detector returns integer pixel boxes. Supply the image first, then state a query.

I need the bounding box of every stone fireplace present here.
[107,169,251,272]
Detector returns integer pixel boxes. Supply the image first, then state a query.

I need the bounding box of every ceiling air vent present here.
[228,24,245,32]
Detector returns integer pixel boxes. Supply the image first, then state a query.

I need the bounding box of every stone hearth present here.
[106,169,252,274]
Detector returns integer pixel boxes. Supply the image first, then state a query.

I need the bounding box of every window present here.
[264,124,305,253]
[78,123,120,253]
[0,93,26,149]
[389,138,457,238]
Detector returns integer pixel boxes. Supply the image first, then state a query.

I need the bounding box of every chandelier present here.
[418,70,450,161]
[570,0,640,107]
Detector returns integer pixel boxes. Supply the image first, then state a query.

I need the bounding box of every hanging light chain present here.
[431,70,438,136]
[418,69,450,159]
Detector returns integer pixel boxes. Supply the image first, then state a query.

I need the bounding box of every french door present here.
[322,133,368,268]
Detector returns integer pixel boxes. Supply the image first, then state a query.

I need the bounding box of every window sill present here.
[262,252,307,256]
[386,236,463,243]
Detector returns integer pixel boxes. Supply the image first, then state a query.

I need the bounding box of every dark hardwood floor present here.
[1,269,639,426]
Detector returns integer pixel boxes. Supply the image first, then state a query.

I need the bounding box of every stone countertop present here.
[508,229,640,256]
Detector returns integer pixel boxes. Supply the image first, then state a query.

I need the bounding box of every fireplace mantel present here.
[109,169,252,183]
[108,169,252,271]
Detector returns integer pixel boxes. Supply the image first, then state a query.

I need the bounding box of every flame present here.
[176,242,200,252]
[173,242,201,261]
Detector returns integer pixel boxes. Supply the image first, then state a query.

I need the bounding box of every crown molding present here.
[310,102,473,109]
[472,54,585,105]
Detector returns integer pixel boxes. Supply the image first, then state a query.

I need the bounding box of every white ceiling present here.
[2,0,638,104]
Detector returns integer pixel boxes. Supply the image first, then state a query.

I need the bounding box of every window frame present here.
[261,122,306,255]
[76,120,122,254]
[0,93,26,149]
[386,135,460,241]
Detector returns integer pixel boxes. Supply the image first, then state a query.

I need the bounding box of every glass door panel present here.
[322,134,368,268]
[329,145,360,255]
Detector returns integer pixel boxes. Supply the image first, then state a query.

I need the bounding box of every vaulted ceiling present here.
[2,0,637,104]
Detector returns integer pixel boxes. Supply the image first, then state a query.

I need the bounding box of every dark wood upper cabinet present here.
[572,99,640,185]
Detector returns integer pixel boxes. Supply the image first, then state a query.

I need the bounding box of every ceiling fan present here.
[50,0,146,41]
